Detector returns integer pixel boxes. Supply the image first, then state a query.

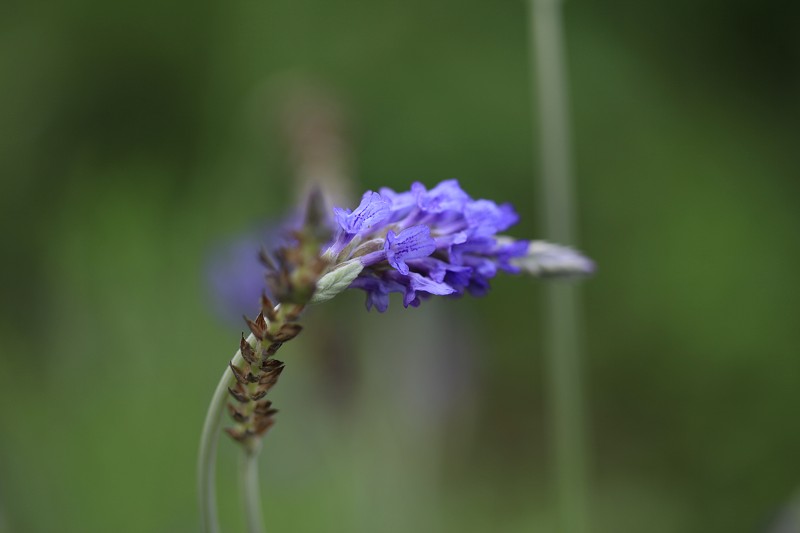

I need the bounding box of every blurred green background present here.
[1,0,799,532]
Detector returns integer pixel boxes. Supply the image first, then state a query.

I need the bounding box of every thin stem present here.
[531,0,576,241]
[528,1,590,532]
[240,447,266,533]
[197,335,253,533]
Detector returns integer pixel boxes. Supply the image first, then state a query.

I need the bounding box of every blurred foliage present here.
[1,0,799,532]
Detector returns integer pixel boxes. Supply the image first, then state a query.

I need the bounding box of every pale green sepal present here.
[310,259,364,303]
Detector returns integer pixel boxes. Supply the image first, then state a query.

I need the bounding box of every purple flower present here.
[209,180,594,315]
[206,222,288,323]
[402,271,457,305]
[384,226,436,275]
[378,186,417,222]
[412,180,470,213]
[335,191,390,234]
[464,200,519,237]
[316,179,593,311]
[349,276,404,312]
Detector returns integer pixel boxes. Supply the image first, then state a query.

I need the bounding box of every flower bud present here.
[310,259,364,304]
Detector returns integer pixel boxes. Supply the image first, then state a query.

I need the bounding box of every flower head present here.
[313,179,594,311]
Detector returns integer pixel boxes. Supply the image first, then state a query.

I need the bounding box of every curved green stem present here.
[240,446,266,533]
[198,335,253,533]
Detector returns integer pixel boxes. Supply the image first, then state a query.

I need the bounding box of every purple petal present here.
[385,271,455,307]
[405,272,456,306]
[450,236,496,265]
[462,255,498,278]
[333,207,352,231]
[384,225,436,275]
[337,191,390,235]
[379,186,417,221]
[408,272,457,296]
[443,268,472,291]
[406,256,472,284]
[467,276,491,297]
[464,200,519,237]
[349,275,405,312]
[432,231,468,254]
[412,180,471,213]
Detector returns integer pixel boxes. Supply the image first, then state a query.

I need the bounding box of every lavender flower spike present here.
[312,179,594,311]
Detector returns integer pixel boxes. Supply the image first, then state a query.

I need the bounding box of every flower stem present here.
[529,0,590,532]
[240,446,266,533]
[197,335,253,533]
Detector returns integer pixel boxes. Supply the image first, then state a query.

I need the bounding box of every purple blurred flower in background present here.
[205,220,297,323]
[206,231,270,323]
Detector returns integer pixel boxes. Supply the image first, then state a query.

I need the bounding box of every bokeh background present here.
[1,0,799,532]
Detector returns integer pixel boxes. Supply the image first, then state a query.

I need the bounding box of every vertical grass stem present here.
[528,1,590,532]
